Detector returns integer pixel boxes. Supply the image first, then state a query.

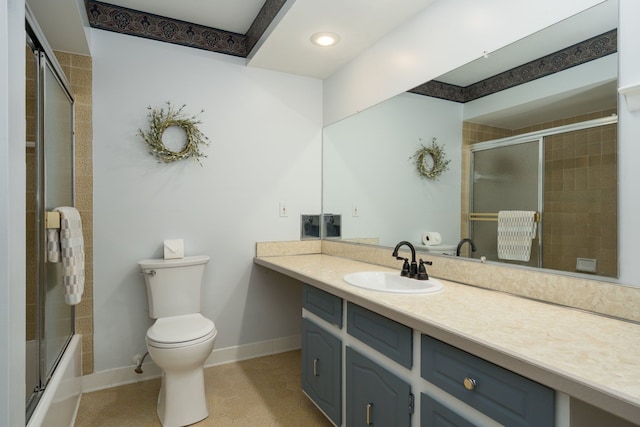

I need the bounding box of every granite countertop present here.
[254,253,640,424]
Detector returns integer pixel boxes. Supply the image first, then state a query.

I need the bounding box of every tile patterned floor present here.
[75,350,332,426]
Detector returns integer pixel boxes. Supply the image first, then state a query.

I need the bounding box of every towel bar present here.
[45,211,60,229]
[469,212,541,222]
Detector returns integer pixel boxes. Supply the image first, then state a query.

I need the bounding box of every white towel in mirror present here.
[497,210,537,262]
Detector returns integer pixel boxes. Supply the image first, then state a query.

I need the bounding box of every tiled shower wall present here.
[55,51,94,375]
[543,122,617,277]
[461,109,618,277]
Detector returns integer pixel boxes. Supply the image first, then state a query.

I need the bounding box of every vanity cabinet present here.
[301,284,555,427]
[421,335,555,427]
[302,285,343,425]
[346,346,413,427]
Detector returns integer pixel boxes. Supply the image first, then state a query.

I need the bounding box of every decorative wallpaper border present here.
[410,29,617,102]
[84,0,287,58]
[85,2,616,98]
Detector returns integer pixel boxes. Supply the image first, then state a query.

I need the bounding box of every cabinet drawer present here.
[421,335,554,427]
[303,284,343,327]
[347,302,412,368]
[301,318,342,426]
[421,393,476,427]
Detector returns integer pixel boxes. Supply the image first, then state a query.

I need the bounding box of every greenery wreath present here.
[410,137,450,180]
[138,102,210,165]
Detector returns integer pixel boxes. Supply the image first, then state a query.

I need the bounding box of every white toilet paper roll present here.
[422,231,442,246]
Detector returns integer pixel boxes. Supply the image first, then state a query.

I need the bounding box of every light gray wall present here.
[618,0,640,285]
[323,92,462,247]
[92,30,322,371]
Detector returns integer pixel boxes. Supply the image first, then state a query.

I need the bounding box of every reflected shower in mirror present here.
[322,1,618,279]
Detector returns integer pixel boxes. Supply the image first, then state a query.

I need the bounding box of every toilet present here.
[415,243,457,256]
[138,255,216,427]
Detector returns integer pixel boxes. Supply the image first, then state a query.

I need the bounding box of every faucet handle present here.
[399,258,410,277]
[417,259,432,280]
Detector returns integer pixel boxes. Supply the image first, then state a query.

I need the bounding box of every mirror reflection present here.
[322,1,618,279]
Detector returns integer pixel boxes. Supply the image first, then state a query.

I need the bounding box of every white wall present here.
[92,30,322,371]
[323,0,605,126]
[0,0,26,426]
[323,93,462,247]
[617,0,640,285]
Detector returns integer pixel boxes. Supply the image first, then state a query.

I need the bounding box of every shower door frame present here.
[25,8,76,421]
[467,115,618,268]
[469,136,545,267]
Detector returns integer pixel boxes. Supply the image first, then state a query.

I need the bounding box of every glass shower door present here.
[26,40,75,419]
[470,138,542,267]
[40,52,75,381]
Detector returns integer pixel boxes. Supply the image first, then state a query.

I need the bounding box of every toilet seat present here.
[147,313,216,349]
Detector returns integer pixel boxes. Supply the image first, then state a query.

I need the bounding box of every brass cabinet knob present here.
[463,377,477,391]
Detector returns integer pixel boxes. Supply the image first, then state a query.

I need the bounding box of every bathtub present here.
[27,335,82,427]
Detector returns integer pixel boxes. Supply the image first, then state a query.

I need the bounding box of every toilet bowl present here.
[146,314,216,426]
[139,256,215,427]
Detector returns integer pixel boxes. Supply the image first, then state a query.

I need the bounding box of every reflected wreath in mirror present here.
[138,101,210,165]
[410,137,450,180]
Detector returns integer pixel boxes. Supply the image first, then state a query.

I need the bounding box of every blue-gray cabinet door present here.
[421,393,477,427]
[346,347,412,427]
[302,318,342,425]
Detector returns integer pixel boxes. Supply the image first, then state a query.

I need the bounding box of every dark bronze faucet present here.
[456,238,477,257]
[392,241,416,277]
[392,241,433,280]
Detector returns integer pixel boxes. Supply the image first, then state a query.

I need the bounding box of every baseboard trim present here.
[82,334,301,393]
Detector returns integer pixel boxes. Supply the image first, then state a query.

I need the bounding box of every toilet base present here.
[157,368,208,427]
[147,332,216,427]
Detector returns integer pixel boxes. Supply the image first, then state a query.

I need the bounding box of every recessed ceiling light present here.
[310,32,341,47]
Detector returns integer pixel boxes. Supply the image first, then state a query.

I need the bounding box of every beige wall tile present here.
[55,51,95,374]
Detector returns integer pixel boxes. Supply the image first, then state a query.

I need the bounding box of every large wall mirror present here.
[322,0,619,280]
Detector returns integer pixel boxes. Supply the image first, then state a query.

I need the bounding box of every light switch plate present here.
[164,239,184,259]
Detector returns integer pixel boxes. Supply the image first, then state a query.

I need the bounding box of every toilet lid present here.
[146,313,216,345]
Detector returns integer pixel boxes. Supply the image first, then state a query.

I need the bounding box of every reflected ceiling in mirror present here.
[322,0,618,280]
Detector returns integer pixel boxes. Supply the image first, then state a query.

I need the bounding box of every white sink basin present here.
[343,271,443,294]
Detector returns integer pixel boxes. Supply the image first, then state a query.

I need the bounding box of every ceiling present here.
[27,0,616,83]
[436,0,617,87]
[26,0,618,129]
[27,0,436,79]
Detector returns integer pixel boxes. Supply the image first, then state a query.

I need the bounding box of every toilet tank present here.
[138,255,209,319]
